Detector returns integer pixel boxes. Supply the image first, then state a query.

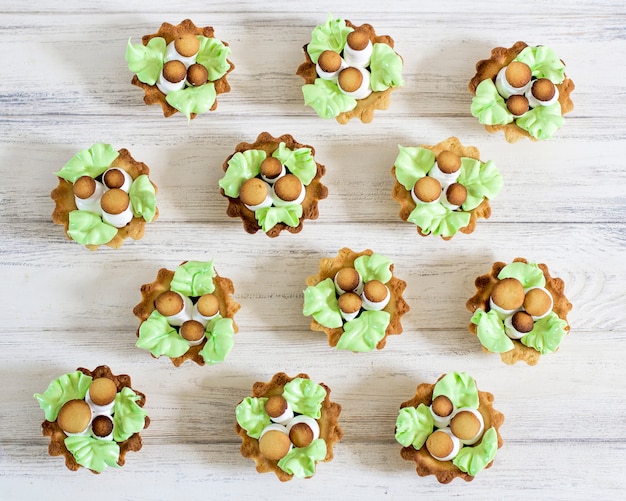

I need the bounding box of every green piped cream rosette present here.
[34,366,149,473]
[303,248,409,352]
[396,372,504,484]
[133,260,240,367]
[219,132,328,237]
[296,14,404,124]
[466,258,572,366]
[235,373,342,481]
[391,136,502,239]
[126,19,234,120]
[51,143,158,250]
[469,42,574,142]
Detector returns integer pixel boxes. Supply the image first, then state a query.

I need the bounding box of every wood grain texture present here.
[1,0,626,499]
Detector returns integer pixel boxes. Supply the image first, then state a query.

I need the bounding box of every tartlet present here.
[391,136,502,239]
[296,14,404,124]
[303,248,409,352]
[126,19,234,120]
[218,132,328,237]
[34,365,149,473]
[466,258,572,365]
[396,372,504,483]
[133,260,240,366]
[235,372,342,481]
[51,143,158,250]
[469,42,574,142]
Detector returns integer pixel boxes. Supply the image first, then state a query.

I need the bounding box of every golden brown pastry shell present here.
[391,136,493,240]
[234,372,343,482]
[305,247,409,350]
[220,132,328,237]
[399,374,504,484]
[40,365,150,474]
[132,262,240,366]
[466,257,573,365]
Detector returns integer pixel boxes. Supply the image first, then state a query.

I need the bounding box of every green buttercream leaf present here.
[112,387,147,442]
[128,174,157,222]
[514,46,565,83]
[369,43,404,91]
[278,439,327,478]
[471,308,514,353]
[471,79,515,125]
[55,143,119,183]
[196,36,231,81]
[34,371,92,422]
[515,102,564,140]
[67,210,118,246]
[235,397,270,439]
[199,317,235,364]
[521,312,568,354]
[498,262,546,289]
[302,78,357,119]
[306,14,353,63]
[393,146,435,191]
[283,378,327,419]
[170,260,216,296]
[64,435,120,473]
[272,143,317,185]
[336,310,391,352]
[395,404,434,449]
[303,278,343,329]
[136,310,189,358]
[353,253,393,283]
[457,158,503,211]
[432,372,479,410]
[255,204,303,232]
[125,37,166,86]
[453,427,498,476]
[407,203,471,238]
[165,83,217,121]
[218,149,266,198]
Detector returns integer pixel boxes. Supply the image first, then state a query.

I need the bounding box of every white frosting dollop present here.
[260,423,290,439]
[101,204,133,228]
[427,164,460,188]
[339,306,361,322]
[495,66,532,99]
[85,392,115,416]
[430,403,455,429]
[489,297,521,320]
[269,403,294,426]
[164,40,197,67]
[343,40,373,68]
[287,415,320,441]
[103,167,132,192]
[338,66,372,100]
[361,284,390,311]
[74,179,104,215]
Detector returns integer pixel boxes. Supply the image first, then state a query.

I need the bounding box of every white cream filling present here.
[162,292,193,327]
[429,428,462,462]
[340,307,361,322]
[334,272,363,296]
[361,285,390,311]
[495,66,532,99]
[191,303,219,328]
[526,84,559,108]
[489,297,521,320]
[269,404,294,426]
[74,179,104,215]
[101,205,133,228]
[315,57,347,80]
[85,392,115,416]
[243,192,273,212]
[287,415,320,441]
[156,70,186,95]
[164,41,197,67]
[523,286,554,320]
[64,425,92,437]
[451,408,485,446]
[272,182,306,206]
[428,163,460,188]
[343,40,373,68]
[260,423,290,438]
[260,163,287,185]
[184,332,205,347]
[103,168,132,192]
[410,185,442,206]
[338,66,372,100]
[430,404,455,429]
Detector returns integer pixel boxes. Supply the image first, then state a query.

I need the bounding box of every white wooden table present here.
[1,1,625,499]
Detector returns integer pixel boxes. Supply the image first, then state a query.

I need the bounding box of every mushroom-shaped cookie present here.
[391,137,502,239]
[219,132,328,237]
[126,19,234,120]
[51,143,158,250]
[466,258,572,365]
[133,260,240,366]
[296,14,404,124]
[469,42,574,142]
[395,372,504,483]
[33,366,149,473]
[303,248,409,352]
[235,372,342,481]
